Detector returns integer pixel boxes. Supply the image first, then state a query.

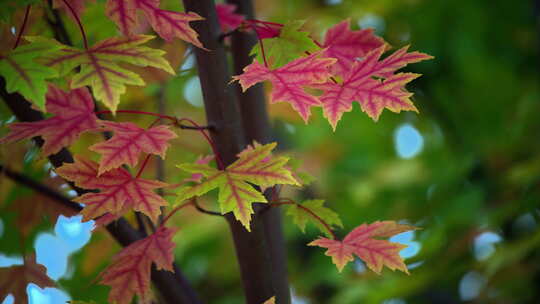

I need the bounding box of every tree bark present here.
[181,0,290,302]
[226,0,291,302]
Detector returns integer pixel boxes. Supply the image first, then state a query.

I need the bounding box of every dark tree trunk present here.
[181,0,291,303]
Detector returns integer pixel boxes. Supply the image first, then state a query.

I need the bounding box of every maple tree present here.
[0,0,433,303]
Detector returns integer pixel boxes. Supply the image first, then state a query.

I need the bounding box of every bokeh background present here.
[1,0,539,303]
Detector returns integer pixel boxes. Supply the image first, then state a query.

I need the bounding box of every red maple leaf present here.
[242,19,282,39]
[309,221,417,274]
[105,0,205,48]
[56,156,169,223]
[232,52,336,122]
[322,19,386,77]
[89,121,177,175]
[216,3,244,32]
[0,84,100,157]
[317,45,433,129]
[0,253,55,304]
[100,226,177,304]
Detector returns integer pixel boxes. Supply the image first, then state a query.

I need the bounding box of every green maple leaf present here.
[25,35,174,113]
[286,199,342,238]
[0,40,61,111]
[175,142,299,231]
[250,20,320,69]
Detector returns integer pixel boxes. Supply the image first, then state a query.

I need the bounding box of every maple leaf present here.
[100,226,176,304]
[322,19,386,77]
[26,35,174,113]
[105,0,204,48]
[317,45,433,129]
[250,20,320,68]
[0,84,100,157]
[56,156,168,223]
[309,221,417,274]
[242,19,282,39]
[176,142,299,230]
[286,200,342,238]
[89,121,177,175]
[182,155,215,183]
[216,3,244,32]
[232,52,336,123]
[0,253,55,304]
[0,40,61,111]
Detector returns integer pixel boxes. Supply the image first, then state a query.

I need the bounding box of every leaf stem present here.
[136,154,152,178]
[161,199,195,226]
[258,36,269,68]
[270,198,338,239]
[95,109,178,121]
[193,199,222,216]
[218,29,237,43]
[61,0,88,49]
[13,5,31,50]
[177,118,225,170]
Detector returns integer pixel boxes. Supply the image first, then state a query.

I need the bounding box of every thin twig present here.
[13,5,31,49]
[0,164,82,212]
[60,0,88,49]
[265,198,338,239]
[193,200,222,216]
[161,200,194,226]
[177,118,224,169]
[218,29,237,43]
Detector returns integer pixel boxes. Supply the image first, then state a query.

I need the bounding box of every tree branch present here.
[0,77,202,304]
[180,1,277,303]
[226,0,291,302]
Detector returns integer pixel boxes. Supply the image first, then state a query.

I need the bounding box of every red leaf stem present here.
[271,198,337,239]
[160,199,194,226]
[13,5,31,50]
[95,110,178,122]
[61,0,88,49]
[177,118,224,170]
[136,154,152,178]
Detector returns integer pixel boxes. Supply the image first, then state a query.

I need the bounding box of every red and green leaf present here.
[286,199,342,238]
[309,221,417,274]
[0,40,61,111]
[317,45,433,129]
[89,121,177,175]
[26,35,174,113]
[0,84,100,156]
[322,19,386,77]
[232,52,336,123]
[0,253,55,304]
[250,20,320,68]
[100,226,176,304]
[105,0,205,48]
[56,156,169,223]
[176,142,299,230]
[183,155,215,183]
[242,19,282,39]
